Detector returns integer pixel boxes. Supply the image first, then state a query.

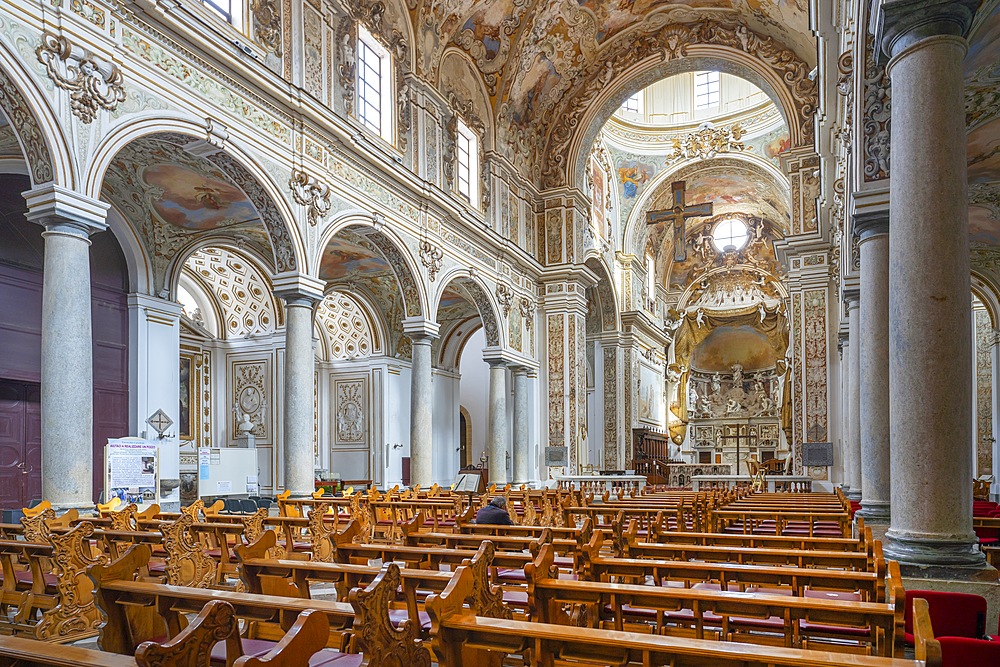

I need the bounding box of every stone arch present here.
[584,255,620,333]
[623,153,790,262]
[166,233,279,302]
[539,23,818,190]
[0,37,71,187]
[314,288,387,361]
[437,48,495,150]
[972,271,1000,328]
[432,268,504,349]
[316,211,427,319]
[104,205,154,295]
[84,117,304,283]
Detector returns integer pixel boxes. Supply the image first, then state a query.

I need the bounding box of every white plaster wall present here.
[433,370,461,485]
[459,329,490,470]
[382,361,410,488]
[128,295,181,440]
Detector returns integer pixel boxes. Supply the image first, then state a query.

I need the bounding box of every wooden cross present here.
[647,181,713,263]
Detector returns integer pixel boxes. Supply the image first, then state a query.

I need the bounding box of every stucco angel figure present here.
[696,308,706,328]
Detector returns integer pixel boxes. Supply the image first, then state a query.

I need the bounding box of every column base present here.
[845,489,862,501]
[883,529,987,568]
[856,501,891,525]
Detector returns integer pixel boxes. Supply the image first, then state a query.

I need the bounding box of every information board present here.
[105,439,159,505]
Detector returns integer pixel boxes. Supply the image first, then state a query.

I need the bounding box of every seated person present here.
[475,496,513,525]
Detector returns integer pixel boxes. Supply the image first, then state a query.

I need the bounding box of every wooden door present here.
[0,381,41,508]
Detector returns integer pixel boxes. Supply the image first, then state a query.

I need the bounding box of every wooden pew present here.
[0,521,106,642]
[89,544,432,664]
[580,529,890,602]
[624,534,880,571]
[426,562,940,667]
[525,543,904,656]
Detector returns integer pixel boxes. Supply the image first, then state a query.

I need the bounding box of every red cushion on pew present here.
[798,619,872,637]
[210,639,358,667]
[387,609,431,631]
[939,636,1000,667]
[13,571,58,588]
[503,590,529,609]
[497,568,526,583]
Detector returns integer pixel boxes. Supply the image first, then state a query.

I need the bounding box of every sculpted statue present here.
[711,373,722,394]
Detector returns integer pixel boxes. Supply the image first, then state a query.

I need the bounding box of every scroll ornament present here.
[37,32,126,123]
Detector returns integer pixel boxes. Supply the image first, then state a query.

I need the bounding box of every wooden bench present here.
[89,543,432,665]
[426,560,939,667]
[580,529,890,602]
[525,543,904,656]
[624,536,879,571]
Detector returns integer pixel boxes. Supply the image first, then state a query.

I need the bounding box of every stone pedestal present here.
[512,367,530,484]
[404,319,439,488]
[877,0,984,566]
[857,214,891,524]
[845,292,862,500]
[273,274,324,499]
[24,185,109,510]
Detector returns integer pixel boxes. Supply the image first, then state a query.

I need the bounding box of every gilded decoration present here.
[603,346,619,469]
[495,281,513,317]
[975,311,994,475]
[535,21,818,188]
[861,35,890,182]
[289,168,332,226]
[251,0,283,56]
[666,123,746,162]
[36,32,126,123]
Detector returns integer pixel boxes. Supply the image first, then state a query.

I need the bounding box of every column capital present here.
[843,288,861,308]
[873,0,978,59]
[23,184,108,236]
[128,293,184,321]
[482,346,524,367]
[402,317,440,341]
[852,210,890,243]
[272,272,325,305]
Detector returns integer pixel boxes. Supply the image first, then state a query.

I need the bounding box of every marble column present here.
[23,185,109,510]
[273,275,324,498]
[857,214,891,523]
[878,0,984,566]
[403,319,438,487]
[485,359,509,485]
[839,333,851,489]
[512,366,530,484]
[845,292,862,500]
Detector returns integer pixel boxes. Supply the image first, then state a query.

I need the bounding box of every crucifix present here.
[647,181,713,263]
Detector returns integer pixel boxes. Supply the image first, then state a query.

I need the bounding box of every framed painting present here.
[179,353,195,440]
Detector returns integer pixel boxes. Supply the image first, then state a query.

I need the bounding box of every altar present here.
[692,474,813,492]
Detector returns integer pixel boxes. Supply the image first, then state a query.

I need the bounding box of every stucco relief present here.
[335,379,367,443]
[0,57,54,184]
[861,35,890,182]
[976,312,994,476]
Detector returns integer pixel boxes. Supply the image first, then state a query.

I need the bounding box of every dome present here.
[690,325,776,373]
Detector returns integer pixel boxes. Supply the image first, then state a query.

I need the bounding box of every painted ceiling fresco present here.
[318,229,407,356]
[967,6,1000,251]
[101,137,274,290]
[411,0,814,182]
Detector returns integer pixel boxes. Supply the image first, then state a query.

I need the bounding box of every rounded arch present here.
[104,204,154,295]
[84,115,304,275]
[623,152,790,261]
[165,233,278,301]
[0,38,73,187]
[972,270,1000,328]
[436,48,495,151]
[584,255,621,333]
[314,288,387,361]
[315,210,428,318]
[541,25,817,190]
[432,267,505,349]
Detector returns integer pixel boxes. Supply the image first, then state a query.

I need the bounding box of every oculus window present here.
[712,218,749,251]
[357,25,394,143]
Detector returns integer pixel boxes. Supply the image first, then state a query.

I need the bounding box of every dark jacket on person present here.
[474,503,513,525]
